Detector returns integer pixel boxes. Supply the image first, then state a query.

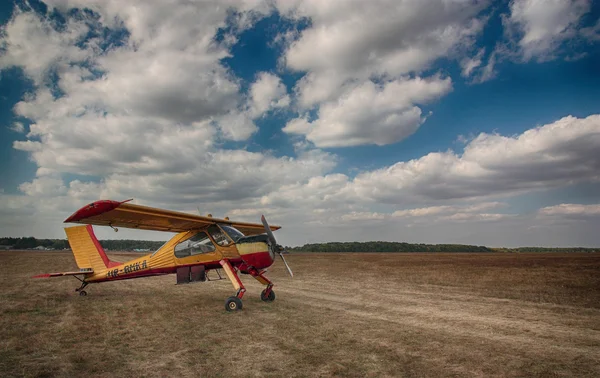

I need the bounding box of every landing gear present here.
[253,271,275,303]
[260,289,275,302]
[220,260,246,312]
[225,296,243,311]
[75,280,88,297]
[219,260,278,310]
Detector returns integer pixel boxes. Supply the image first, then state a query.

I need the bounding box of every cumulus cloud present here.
[277,0,487,104]
[248,72,290,117]
[0,10,91,85]
[213,72,290,141]
[352,114,600,203]
[283,75,452,147]
[266,114,600,225]
[215,111,258,141]
[1,1,264,146]
[271,0,490,147]
[503,0,592,61]
[0,1,338,233]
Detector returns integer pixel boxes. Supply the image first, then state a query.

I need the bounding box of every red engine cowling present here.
[236,234,275,273]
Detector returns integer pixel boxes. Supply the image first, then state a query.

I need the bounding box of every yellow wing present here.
[64,200,280,235]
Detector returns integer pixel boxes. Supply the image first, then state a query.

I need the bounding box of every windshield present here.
[219,224,245,242]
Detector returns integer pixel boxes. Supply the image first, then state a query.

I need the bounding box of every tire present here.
[225,296,243,311]
[260,289,276,302]
[79,290,87,296]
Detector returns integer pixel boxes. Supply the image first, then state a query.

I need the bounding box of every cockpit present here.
[173,224,246,258]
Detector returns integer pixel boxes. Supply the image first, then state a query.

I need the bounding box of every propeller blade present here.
[279,252,294,278]
[261,214,278,246]
[261,215,293,277]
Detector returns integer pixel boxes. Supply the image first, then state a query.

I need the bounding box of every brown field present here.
[1,251,599,377]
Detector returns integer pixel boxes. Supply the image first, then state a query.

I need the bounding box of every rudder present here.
[65,225,119,271]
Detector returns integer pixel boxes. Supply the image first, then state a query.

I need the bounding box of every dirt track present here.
[1,251,599,377]
[262,254,600,377]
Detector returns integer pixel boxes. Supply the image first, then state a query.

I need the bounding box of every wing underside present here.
[64,200,280,235]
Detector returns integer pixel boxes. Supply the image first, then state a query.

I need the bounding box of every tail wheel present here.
[260,289,276,302]
[79,291,87,296]
[225,296,243,311]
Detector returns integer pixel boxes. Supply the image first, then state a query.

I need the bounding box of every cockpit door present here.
[207,224,240,260]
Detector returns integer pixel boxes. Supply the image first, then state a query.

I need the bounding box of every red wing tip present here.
[32,274,51,278]
[64,199,128,223]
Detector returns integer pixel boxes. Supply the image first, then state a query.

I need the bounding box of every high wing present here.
[64,200,280,235]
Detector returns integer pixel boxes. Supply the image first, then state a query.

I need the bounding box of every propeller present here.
[261,215,293,278]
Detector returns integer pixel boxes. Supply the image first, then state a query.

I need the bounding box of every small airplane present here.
[33,199,293,311]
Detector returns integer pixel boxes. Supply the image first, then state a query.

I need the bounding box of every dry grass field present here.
[1,251,599,377]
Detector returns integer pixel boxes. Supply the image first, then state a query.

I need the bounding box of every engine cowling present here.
[235,234,276,271]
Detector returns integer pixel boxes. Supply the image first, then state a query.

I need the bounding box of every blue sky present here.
[1,0,599,246]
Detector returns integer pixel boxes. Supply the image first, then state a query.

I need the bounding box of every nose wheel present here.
[260,288,276,302]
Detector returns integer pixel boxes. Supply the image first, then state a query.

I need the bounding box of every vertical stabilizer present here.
[65,225,119,271]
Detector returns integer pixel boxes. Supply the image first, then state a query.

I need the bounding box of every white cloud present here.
[0,10,91,85]
[273,0,489,147]
[504,0,592,61]
[460,48,485,77]
[352,114,600,203]
[389,202,512,224]
[1,1,340,234]
[538,203,600,218]
[472,50,498,83]
[18,177,67,197]
[9,122,25,133]
[392,202,505,218]
[248,72,290,117]
[247,115,600,234]
[283,75,452,147]
[438,212,511,222]
[215,111,258,141]
[277,0,488,108]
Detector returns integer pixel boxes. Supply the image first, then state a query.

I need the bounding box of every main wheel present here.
[260,289,276,302]
[79,290,87,297]
[225,296,243,311]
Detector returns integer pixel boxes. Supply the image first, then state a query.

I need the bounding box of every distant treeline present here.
[2,237,598,253]
[0,237,165,251]
[491,247,600,253]
[287,242,491,253]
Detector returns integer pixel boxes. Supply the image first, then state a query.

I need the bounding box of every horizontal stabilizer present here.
[32,270,93,278]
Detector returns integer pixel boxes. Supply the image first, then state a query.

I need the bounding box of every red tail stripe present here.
[86,224,120,268]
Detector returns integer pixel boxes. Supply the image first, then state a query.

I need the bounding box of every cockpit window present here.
[219,225,244,242]
[207,224,231,246]
[174,232,215,258]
